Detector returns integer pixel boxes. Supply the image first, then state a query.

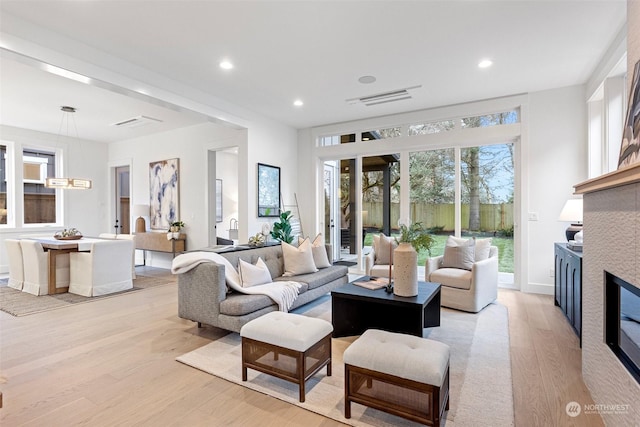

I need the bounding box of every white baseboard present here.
[523,282,554,295]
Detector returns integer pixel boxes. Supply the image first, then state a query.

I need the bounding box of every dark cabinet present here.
[554,243,582,345]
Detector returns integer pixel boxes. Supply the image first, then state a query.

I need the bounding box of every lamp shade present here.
[558,199,583,223]
[133,204,149,217]
[559,198,583,242]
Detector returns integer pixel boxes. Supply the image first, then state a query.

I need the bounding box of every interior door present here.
[114,166,130,234]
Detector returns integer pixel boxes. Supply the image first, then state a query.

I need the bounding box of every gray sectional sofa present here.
[177,245,348,333]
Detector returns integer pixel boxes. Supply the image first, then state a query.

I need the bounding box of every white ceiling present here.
[0,58,207,143]
[0,1,628,142]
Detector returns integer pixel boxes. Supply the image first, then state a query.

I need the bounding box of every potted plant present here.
[393,222,434,297]
[248,232,266,247]
[168,220,185,239]
[395,222,434,254]
[270,211,293,243]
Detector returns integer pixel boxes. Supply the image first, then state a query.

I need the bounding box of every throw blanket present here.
[171,251,301,312]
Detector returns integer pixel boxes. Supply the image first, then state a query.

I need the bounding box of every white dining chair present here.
[98,233,136,279]
[20,240,71,296]
[69,239,133,297]
[115,234,137,279]
[5,239,24,290]
[20,239,69,295]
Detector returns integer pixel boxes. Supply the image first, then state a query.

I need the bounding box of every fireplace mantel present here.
[575,163,640,194]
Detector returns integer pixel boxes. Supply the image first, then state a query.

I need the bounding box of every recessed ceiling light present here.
[220,60,234,70]
[358,75,377,84]
[293,99,304,107]
[478,59,493,69]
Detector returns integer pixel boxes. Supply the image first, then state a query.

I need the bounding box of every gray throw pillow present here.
[442,239,475,270]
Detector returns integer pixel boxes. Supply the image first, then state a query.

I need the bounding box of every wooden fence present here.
[362,201,513,232]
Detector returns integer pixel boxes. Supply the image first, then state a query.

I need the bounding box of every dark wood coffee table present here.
[331,279,441,338]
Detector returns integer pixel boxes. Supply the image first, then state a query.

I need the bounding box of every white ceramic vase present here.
[393,242,418,297]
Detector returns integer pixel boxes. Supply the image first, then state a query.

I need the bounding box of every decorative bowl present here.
[54,235,83,240]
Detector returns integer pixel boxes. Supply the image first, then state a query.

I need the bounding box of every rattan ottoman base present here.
[345,362,449,426]
[241,333,332,402]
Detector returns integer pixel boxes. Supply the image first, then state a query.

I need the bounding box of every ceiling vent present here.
[346,85,422,106]
[111,115,163,129]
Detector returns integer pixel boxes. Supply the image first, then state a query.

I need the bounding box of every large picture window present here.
[23,148,56,224]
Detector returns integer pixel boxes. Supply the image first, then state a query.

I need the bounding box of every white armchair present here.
[69,239,134,297]
[364,234,396,278]
[5,239,24,290]
[425,245,499,313]
[364,247,393,278]
[21,240,70,296]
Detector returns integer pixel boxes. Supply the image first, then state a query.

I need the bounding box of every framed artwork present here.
[619,59,640,168]
[216,179,223,223]
[149,158,179,230]
[257,163,281,217]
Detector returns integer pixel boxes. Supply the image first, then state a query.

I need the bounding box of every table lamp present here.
[133,204,149,233]
[558,198,583,241]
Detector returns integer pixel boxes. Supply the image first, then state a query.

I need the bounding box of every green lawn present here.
[364,233,514,273]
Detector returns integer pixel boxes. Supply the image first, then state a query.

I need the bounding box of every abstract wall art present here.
[149,158,180,230]
[257,163,281,217]
[619,59,640,168]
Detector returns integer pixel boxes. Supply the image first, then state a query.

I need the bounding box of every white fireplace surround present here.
[577,163,640,425]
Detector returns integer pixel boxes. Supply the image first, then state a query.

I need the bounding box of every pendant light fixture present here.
[44,106,93,190]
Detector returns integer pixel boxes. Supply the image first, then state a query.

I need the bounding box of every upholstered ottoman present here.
[240,311,333,402]
[343,329,450,426]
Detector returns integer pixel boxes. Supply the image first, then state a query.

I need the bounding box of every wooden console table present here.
[134,232,186,265]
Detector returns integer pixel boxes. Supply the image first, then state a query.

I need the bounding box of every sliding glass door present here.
[408,143,514,280]
[409,148,455,260]
[461,143,514,277]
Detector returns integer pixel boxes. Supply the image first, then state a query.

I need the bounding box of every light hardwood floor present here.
[0,269,603,426]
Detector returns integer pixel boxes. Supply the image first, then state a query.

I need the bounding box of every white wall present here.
[0,125,108,272]
[108,117,298,269]
[245,118,299,238]
[526,85,587,293]
[108,122,244,268]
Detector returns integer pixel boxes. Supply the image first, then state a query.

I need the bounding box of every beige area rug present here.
[176,296,514,427]
[0,273,175,317]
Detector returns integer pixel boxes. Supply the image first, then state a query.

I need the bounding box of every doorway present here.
[114,165,130,235]
[208,147,239,246]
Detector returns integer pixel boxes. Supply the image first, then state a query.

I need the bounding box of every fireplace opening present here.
[605,271,640,384]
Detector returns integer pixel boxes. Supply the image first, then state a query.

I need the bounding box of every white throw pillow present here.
[282,239,318,277]
[374,234,397,265]
[238,257,272,287]
[474,238,492,261]
[442,237,475,270]
[298,234,331,269]
[373,234,380,255]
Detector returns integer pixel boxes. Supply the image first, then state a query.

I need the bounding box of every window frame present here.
[0,139,65,230]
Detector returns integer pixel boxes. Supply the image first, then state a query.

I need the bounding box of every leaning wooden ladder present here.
[282,193,304,240]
